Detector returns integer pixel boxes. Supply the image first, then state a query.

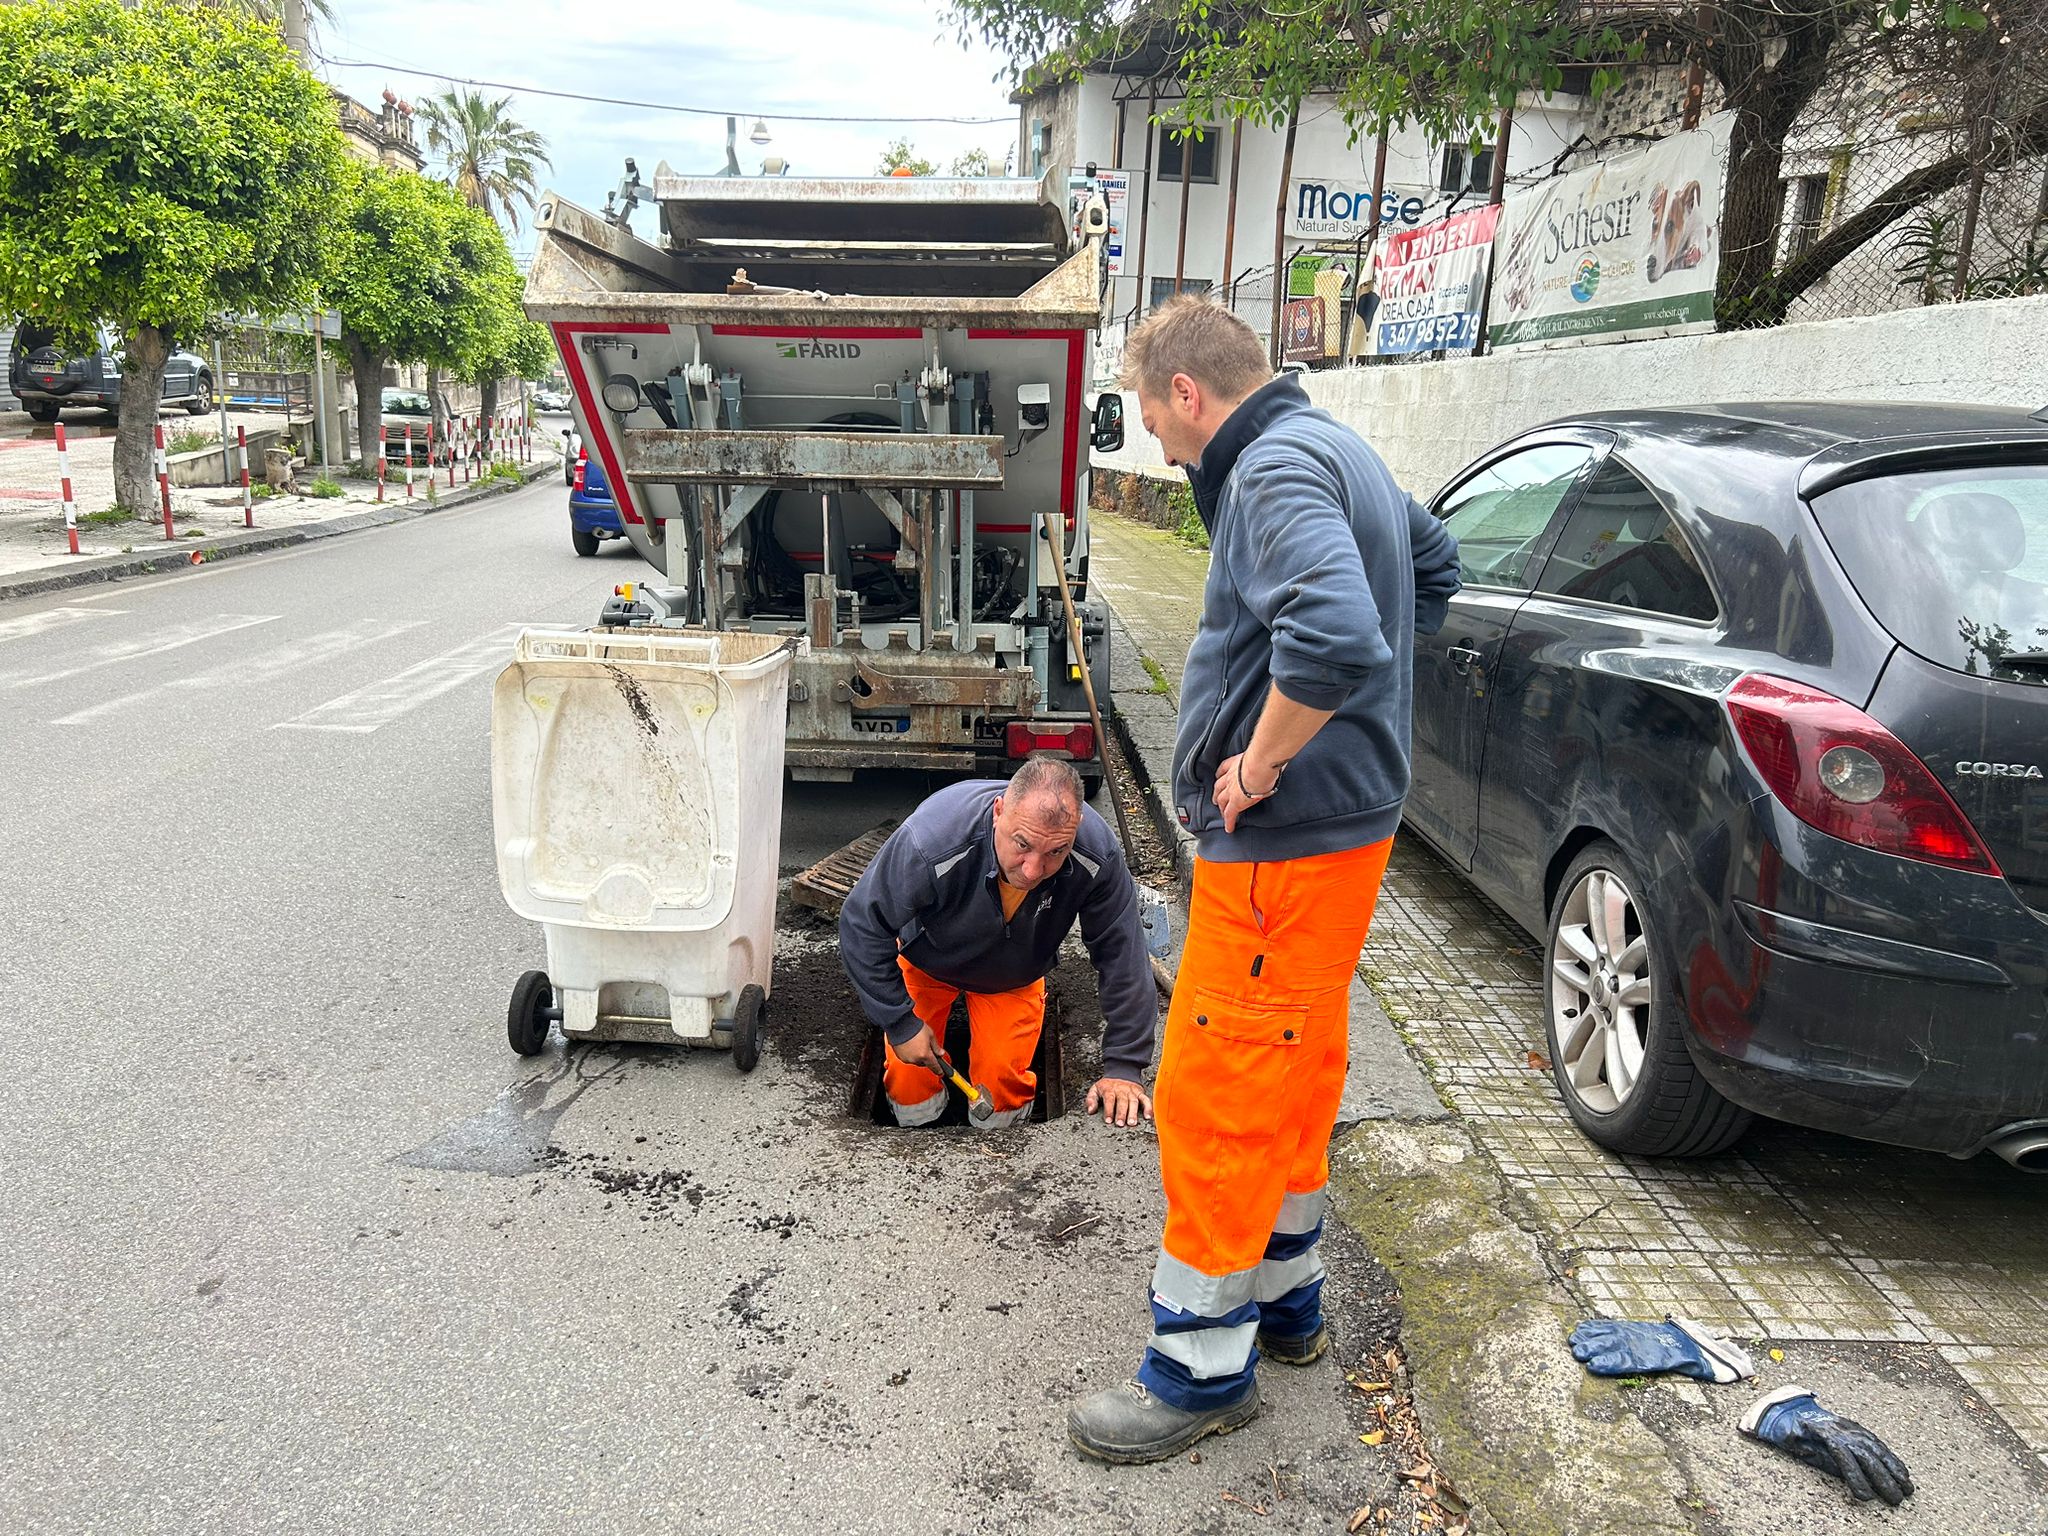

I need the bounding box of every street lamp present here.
[749,118,771,146]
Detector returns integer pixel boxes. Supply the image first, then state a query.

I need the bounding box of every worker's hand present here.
[893,1022,946,1076]
[1086,1076,1153,1127]
[1212,753,1279,835]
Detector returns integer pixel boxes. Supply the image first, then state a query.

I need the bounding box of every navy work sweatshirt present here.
[1173,375,1461,862]
[838,781,1157,1082]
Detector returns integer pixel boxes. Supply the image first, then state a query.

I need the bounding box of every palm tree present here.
[417,89,552,232]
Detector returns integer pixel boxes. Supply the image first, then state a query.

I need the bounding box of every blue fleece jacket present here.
[1173,375,1461,862]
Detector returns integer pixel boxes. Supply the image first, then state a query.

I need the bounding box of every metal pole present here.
[1472,104,1516,357]
[211,339,231,486]
[310,320,331,471]
[1132,87,1157,315]
[1220,121,1243,298]
[1270,111,1300,369]
[1681,1,1712,131]
[155,423,173,539]
[238,425,253,528]
[1172,114,1194,294]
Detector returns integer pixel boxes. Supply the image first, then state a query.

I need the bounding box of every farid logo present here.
[1570,257,1602,303]
[778,340,862,360]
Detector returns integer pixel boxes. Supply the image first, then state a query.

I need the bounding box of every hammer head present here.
[968,1089,995,1124]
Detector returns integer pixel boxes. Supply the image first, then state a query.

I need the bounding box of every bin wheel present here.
[508,969,555,1056]
[731,984,766,1074]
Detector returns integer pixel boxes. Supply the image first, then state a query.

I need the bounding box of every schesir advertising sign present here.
[1488,114,1733,350]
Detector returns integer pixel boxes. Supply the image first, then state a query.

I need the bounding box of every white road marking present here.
[51,618,426,726]
[0,613,280,691]
[275,624,527,735]
[0,607,127,645]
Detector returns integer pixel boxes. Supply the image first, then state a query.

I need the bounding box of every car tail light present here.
[572,447,587,492]
[1724,673,2000,875]
[1005,721,1096,760]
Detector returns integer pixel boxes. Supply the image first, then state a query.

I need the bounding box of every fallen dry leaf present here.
[1348,1510,1372,1534]
[1397,1465,1434,1483]
[1359,1430,1387,1446]
[1769,1348,1785,1362]
[1351,1379,1391,1393]
[1526,1050,1551,1071]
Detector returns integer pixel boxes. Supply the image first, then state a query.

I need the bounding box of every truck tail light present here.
[1724,673,1999,876]
[1005,721,1096,761]
[572,447,587,492]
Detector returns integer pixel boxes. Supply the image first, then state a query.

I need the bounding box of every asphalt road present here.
[0,480,1396,1534]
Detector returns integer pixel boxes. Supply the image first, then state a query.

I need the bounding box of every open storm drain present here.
[846,1011,1068,1128]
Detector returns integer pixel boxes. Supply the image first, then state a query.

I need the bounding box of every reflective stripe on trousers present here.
[883,955,1044,1129]
[1136,840,1393,1409]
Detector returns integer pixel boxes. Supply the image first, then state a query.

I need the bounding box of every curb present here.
[0,459,559,606]
[1102,603,1195,903]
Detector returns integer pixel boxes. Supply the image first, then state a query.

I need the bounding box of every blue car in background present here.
[570,446,624,557]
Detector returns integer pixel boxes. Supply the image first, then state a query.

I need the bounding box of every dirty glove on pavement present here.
[1568,1316,1756,1384]
[1739,1385,1915,1506]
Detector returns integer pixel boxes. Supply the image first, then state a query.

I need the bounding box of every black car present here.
[1409,402,2048,1169]
[10,321,214,422]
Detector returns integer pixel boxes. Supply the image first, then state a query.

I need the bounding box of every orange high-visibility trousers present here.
[882,955,1045,1129]
[1138,837,1394,1409]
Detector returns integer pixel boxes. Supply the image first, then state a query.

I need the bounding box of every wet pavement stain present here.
[395,1050,630,1177]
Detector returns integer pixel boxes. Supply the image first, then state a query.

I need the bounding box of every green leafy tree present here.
[0,0,346,515]
[417,88,552,232]
[949,0,2044,324]
[949,146,1002,176]
[326,168,516,466]
[879,138,939,176]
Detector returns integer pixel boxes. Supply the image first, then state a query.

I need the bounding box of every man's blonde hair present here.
[1118,295,1271,404]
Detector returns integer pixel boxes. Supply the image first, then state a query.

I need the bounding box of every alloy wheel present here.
[1550,867,1653,1114]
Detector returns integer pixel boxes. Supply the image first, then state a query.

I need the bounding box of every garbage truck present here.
[521,163,1125,791]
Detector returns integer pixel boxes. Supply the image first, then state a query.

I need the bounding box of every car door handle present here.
[1447,645,1483,675]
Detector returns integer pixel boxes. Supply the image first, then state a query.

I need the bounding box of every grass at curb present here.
[1332,1123,1697,1536]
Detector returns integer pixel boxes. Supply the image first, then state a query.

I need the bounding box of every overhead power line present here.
[313,50,1014,126]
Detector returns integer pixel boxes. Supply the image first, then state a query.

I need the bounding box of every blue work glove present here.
[1568,1316,1755,1384]
[1741,1385,1914,1506]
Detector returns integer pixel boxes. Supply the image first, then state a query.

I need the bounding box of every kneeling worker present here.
[839,755,1156,1129]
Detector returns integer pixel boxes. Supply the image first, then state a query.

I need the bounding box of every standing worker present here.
[839,755,1156,1131]
[1068,297,1460,1463]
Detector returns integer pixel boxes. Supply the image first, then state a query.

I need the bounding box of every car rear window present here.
[1811,462,2048,686]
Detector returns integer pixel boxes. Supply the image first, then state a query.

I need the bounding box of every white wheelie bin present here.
[490,626,797,1070]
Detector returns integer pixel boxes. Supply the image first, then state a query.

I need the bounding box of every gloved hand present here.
[1740,1385,1914,1506]
[1568,1316,1756,1384]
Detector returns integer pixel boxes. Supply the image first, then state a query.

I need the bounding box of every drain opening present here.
[849,1004,1067,1127]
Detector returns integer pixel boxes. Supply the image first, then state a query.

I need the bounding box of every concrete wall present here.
[1091,292,2048,499]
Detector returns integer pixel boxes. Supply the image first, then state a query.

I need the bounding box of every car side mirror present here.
[1090,393,1125,453]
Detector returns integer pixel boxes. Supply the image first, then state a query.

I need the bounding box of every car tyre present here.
[1543,839,1750,1158]
[186,374,214,415]
[571,527,600,557]
[25,399,59,423]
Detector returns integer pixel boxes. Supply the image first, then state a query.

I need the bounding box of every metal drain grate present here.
[792,819,899,916]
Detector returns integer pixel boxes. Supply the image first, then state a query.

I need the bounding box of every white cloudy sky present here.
[315,0,1023,261]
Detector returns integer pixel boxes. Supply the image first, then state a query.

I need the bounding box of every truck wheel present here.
[507,969,556,1056]
[572,527,600,557]
[730,984,766,1073]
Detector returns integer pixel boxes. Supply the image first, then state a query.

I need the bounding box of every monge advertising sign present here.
[1488,114,1732,350]
[1375,204,1501,355]
[1287,179,1436,241]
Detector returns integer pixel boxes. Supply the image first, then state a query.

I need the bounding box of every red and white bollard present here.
[377,424,387,503]
[404,425,415,498]
[445,417,455,488]
[462,417,473,483]
[154,422,173,539]
[237,425,252,528]
[57,423,79,555]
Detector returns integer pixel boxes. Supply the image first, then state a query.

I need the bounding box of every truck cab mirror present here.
[1090,393,1124,452]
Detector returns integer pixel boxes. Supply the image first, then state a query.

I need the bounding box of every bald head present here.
[992,755,1085,890]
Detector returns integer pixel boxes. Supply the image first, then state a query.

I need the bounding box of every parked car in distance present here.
[10,321,213,422]
[380,387,447,463]
[569,443,623,556]
[1407,401,2048,1170]
[532,388,570,413]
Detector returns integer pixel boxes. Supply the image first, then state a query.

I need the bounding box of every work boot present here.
[1067,1377,1260,1465]
[1256,1322,1329,1365]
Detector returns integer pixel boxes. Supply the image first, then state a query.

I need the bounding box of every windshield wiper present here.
[1996,650,2048,670]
